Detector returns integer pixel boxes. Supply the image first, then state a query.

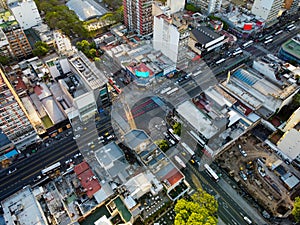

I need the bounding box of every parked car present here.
[239,171,247,181]
[73,134,80,140]
[238,145,247,157]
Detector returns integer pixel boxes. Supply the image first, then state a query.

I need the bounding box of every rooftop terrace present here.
[0,10,18,29]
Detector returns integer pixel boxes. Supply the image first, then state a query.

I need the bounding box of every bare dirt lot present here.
[217,132,296,217]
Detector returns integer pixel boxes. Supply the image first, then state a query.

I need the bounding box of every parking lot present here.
[216,131,297,218]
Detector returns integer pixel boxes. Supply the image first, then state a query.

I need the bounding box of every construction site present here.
[216,130,300,218]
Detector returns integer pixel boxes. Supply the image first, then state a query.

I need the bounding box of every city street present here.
[0,114,115,201]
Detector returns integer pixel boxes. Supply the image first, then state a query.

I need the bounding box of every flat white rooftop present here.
[176,101,219,139]
[1,186,48,225]
[278,128,300,160]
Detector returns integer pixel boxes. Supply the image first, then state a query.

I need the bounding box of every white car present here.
[169,139,176,145]
[7,168,17,175]
[74,153,82,158]
[97,136,104,140]
[65,159,73,164]
[88,141,94,146]
[107,135,114,140]
[239,171,247,181]
[73,134,81,140]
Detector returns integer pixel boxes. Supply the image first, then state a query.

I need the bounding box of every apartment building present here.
[0,69,35,143]
[123,0,153,36]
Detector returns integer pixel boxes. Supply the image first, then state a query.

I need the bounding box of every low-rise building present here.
[124,129,189,201]
[252,54,284,84]
[218,10,265,38]
[220,68,299,118]
[8,0,42,30]
[277,128,300,161]
[1,186,48,225]
[279,34,300,65]
[53,30,73,56]
[188,26,225,56]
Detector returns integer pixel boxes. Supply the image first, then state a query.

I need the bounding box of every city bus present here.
[166,87,179,96]
[181,142,195,157]
[41,162,61,176]
[216,58,226,65]
[264,39,273,45]
[204,164,219,182]
[286,24,296,30]
[160,87,172,95]
[274,30,283,35]
[232,50,243,56]
[242,40,253,49]
[288,25,296,31]
[175,155,186,169]
[193,70,202,77]
[265,35,273,40]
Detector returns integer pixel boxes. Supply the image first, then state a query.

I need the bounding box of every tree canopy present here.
[174,189,218,225]
[33,41,50,57]
[155,139,170,152]
[185,3,200,12]
[76,40,100,60]
[173,122,182,136]
[35,0,88,38]
[0,55,10,65]
[102,0,122,10]
[292,196,300,222]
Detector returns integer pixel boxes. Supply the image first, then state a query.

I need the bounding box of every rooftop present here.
[176,100,219,139]
[0,10,18,29]
[69,51,108,90]
[281,35,300,60]
[1,186,48,225]
[220,68,292,114]
[190,27,222,45]
[277,128,300,160]
[66,0,106,21]
[95,142,124,168]
[74,161,101,198]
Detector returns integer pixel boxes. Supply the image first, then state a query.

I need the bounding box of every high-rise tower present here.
[123,0,153,36]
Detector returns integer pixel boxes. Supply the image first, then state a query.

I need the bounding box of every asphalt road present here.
[185,163,257,225]
[0,136,79,201]
[0,116,114,201]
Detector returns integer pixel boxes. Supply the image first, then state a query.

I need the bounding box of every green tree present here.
[102,0,122,10]
[292,93,300,107]
[35,0,89,39]
[174,189,218,225]
[292,196,300,222]
[185,3,199,12]
[173,122,182,136]
[0,55,10,65]
[155,139,170,152]
[33,41,50,56]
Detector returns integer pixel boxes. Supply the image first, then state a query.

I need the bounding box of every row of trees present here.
[34,0,89,38]
[174,189,218,225]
